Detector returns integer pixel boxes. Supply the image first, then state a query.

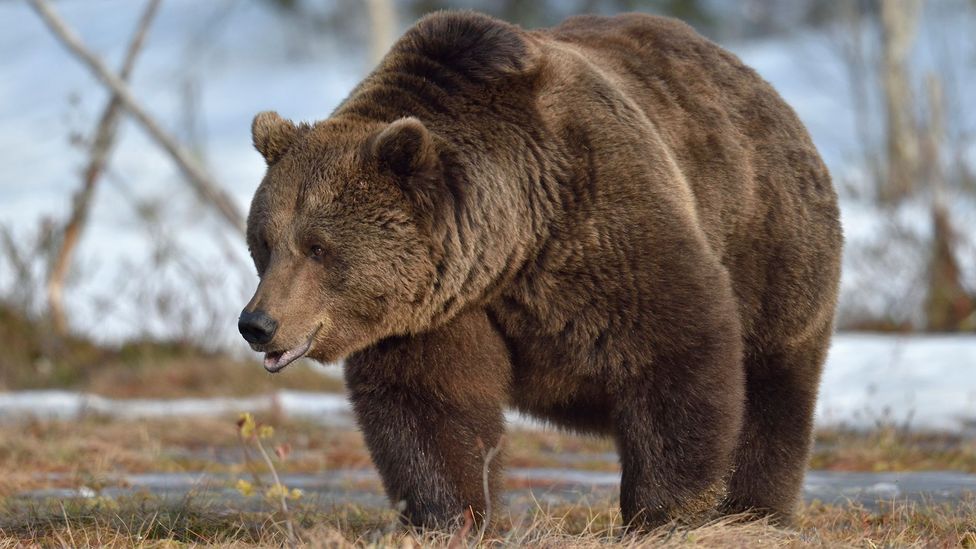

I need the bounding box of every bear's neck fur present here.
[328,12,568,330]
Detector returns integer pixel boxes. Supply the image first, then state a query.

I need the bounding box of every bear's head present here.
[239,111,448,372]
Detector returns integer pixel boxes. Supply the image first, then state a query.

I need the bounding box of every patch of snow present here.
[0,389,353,425]
[817,333,976,430]
[0,390,87,420]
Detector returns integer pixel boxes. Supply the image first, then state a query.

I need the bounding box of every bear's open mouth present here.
[263,331,316,373]
[260,325,322,373]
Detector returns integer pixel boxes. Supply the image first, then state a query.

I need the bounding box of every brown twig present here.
[477,436,503,546]
[27,0,246,235]
[45,0,162,334]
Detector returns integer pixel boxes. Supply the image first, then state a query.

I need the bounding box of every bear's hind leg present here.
[721,328,831,523]
[612,328,745,530]
[344,309,511,528]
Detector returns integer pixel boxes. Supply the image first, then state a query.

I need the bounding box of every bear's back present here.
[533,13,841,347]
[541,14,837,267]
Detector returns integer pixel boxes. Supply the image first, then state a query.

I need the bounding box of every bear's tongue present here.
[264,339,312,373]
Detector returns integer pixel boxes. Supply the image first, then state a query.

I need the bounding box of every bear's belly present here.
[488,298,619,434]
[509,363,614,434]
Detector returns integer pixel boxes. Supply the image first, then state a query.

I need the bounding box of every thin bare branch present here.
[46,0,163,334]
[27,0,246,235]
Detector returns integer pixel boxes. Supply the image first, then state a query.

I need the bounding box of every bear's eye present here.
[308,244,327,261]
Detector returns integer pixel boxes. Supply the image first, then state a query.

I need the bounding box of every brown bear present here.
[238,10,842,530]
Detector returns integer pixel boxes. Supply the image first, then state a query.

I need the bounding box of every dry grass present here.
[1,492,974,547]
[4,415,976,504]
[3,416,976,546]
[811,426,976,473]
[0,301,344,397]
[0,417,630,499]
[0,416,373,499]
[796,498,976,547]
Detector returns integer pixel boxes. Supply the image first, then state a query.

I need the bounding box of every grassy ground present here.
[0,416,619,499]
[2,414,976,546]
[3,415,974,498]
[811,427,976,473]
[2,491,975,547]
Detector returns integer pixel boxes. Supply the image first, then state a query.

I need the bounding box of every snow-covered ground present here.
[1,334,973,431]
[0,388,356,425]
[817,334,976,429]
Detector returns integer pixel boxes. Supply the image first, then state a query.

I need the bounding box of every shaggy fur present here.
[240,11,842,530]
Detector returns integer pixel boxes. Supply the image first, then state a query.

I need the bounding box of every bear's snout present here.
[238,309,278,345]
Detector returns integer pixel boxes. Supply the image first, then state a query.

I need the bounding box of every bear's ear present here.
[371,117,437,177]
[252,111,297,165]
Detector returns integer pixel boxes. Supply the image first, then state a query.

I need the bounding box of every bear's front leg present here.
[344,308,511,528]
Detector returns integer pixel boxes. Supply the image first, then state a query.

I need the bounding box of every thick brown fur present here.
[241,11,843,530]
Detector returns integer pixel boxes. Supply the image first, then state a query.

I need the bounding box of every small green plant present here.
[235,412,302,546]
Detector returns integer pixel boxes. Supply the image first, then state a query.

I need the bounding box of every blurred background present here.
[1,0,974,425]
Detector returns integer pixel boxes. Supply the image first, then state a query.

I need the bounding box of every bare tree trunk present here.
[46,0,162,335]
[922,75,975,331]
[879,0,922,203]
[28,0,246,235]
[364,0,396,66]
[837,2,882,192]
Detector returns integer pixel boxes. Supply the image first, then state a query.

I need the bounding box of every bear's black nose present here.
[238,309,278,345]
